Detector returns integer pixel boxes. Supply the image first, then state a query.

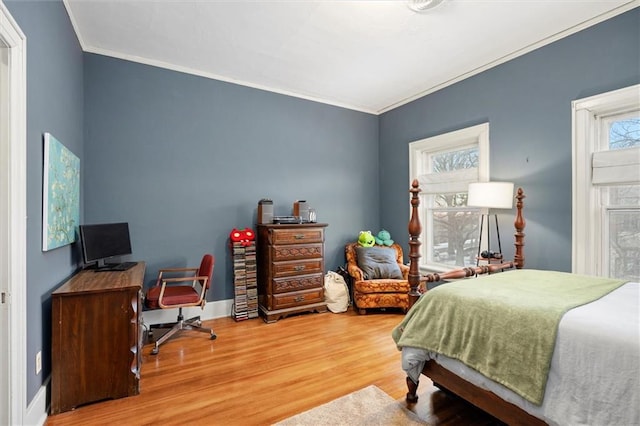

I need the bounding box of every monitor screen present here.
[80,222,132,268]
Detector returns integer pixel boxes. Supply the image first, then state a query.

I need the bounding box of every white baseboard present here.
[141,298,233,327]
[24,375,48,426]
[24,299,233,425]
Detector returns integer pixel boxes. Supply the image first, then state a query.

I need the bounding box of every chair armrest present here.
[158,267,199,274]
[399,263,410,280]
[155,267,200,286]
[161,276,209,284]
[347,263,364,282]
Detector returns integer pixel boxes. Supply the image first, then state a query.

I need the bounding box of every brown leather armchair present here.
[345,242,411,314]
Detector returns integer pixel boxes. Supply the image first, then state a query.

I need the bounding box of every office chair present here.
[145,254,216,355]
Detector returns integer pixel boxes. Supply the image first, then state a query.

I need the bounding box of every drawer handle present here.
[294,234,305,239]
[294,295,305,302]
[294,265,305,271]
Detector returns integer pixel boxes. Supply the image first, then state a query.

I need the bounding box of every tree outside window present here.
[430,148,479,267]
[410,123,489,271]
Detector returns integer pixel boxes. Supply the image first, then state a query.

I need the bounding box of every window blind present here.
[592,146,640,185]
[417,167,478,194]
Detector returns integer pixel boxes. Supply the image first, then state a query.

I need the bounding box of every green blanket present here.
[391,269,625,405]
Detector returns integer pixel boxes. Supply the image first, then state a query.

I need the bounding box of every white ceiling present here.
[64,0,637,114]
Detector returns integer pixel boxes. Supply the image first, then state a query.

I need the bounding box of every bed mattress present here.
[401,282,640,425]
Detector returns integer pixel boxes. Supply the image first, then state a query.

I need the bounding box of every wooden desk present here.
[51,262,145,414]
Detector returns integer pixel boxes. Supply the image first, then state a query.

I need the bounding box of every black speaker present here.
[258,199,273,224]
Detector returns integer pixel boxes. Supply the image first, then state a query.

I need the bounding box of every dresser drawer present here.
[273,273,323,294]
[272,287,324,309]
[273,259,323,278]
[269,227,324,245]
[272,243,323,261]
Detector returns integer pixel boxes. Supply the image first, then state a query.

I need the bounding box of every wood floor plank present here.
[45,308,500,425]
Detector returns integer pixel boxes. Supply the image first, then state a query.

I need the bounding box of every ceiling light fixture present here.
[407,0,446,12]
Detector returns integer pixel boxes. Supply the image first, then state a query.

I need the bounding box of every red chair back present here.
[199,254,215,289]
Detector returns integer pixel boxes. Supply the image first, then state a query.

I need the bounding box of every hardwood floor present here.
[45,308,501,425]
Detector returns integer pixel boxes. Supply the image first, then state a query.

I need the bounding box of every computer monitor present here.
[79,222,132,269]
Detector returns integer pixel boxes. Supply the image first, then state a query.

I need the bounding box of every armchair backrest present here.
[199,254,215,289]
[346,242,404,267]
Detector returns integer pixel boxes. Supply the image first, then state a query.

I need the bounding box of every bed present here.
[393,180,639,426]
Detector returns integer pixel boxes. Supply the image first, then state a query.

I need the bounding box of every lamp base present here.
[475,214,504,267]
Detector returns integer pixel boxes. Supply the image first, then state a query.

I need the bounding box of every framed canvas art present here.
[43,132,80,251]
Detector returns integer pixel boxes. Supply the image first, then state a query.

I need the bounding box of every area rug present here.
[273,385,426,425]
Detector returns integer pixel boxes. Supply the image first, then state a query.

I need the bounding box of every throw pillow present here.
[356,246,403,280]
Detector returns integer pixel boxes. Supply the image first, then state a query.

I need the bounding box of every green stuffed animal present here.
[375,229,394,246]
[358,230,375,247]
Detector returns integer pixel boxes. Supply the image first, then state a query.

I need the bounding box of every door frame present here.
[0,2,27,424]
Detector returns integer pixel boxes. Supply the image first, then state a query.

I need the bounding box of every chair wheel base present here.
[210,334,217,340]
[151,347,159,355]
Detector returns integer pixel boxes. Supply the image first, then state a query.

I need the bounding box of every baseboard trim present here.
[24,375,49,426]
[141,298,233,329]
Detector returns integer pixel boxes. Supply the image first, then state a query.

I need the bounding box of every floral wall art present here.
[42,132,80,251]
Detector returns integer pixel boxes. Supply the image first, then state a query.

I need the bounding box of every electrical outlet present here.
[35,351,42,375]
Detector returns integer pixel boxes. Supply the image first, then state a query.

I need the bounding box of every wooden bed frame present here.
[404,179,546,426]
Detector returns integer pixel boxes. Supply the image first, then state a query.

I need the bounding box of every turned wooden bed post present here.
[514,187,526,269]
[407,179,423,308]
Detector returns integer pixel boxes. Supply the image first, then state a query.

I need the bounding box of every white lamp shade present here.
[467,182,514,209]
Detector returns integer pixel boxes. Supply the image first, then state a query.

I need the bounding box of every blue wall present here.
[5,0,639,409]
[83,55,380,298]
[6,0,84,406]
[379,8,640,272]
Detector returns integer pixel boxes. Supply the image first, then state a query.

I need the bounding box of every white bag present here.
[324,271,350,313]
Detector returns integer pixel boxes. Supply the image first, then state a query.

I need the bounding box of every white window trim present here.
[409,123,490,272]
[571,84,640,276]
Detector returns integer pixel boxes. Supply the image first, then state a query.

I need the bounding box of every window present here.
[572,85,640,281]
[409,123,489,271]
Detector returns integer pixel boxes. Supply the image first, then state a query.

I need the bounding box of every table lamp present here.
[467,182,514,265]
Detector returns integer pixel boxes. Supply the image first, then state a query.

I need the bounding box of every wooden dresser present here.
[257,223,328,323]
[51,262,145,414]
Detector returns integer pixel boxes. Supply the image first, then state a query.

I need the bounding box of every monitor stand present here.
[93,258,120,272]
[92,259,137,272]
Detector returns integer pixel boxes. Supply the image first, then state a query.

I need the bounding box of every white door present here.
[0,2,27,424]
[0,37,9,424]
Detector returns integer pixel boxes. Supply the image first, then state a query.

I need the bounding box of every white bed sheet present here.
[401,282,640,425]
